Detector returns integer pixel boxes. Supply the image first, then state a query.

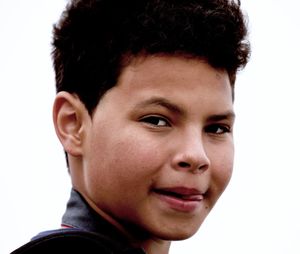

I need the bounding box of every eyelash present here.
[139,115,171,127]
[139,116,232,135]
[205,124,231,135]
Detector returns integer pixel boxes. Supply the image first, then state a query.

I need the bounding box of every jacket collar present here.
[62,188,146,253]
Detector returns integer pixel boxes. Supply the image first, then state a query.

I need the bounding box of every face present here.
[80,55,234,241]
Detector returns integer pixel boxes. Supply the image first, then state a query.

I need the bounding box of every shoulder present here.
[11,229,118,254]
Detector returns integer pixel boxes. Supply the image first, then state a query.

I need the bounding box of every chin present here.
[156,226,200,241]
[126,215,203,242]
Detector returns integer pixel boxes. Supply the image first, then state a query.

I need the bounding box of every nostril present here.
[178,162,191,168]
[198,164,208,172]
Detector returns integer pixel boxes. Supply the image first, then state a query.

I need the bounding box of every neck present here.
[79,190,171,254]
[141,238,171,254]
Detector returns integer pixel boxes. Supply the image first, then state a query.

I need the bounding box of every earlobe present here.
[53,92,88,157]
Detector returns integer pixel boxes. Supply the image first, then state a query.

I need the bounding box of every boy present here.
[12,0,250,253]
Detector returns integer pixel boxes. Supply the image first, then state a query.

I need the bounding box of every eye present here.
[140,116,170,127]
[205,124,231,135]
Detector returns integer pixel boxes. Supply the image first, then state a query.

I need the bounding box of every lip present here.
[153,187,204,213]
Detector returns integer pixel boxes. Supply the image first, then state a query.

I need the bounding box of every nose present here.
[171,133,210,174]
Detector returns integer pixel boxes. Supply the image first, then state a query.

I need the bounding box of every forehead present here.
[120,55,230,94]
[120,54,229,86]
[99,55,233,115]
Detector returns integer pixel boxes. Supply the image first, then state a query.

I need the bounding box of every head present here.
[52,0,250,247]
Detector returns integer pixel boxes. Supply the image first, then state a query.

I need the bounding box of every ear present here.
[53,91,90,157]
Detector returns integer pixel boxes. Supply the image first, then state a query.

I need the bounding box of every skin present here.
[53,55,235,254]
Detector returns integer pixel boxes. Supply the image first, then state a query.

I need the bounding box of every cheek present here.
[210,144,234,195]
[86,131,166,213]
[89,129,165,185]
[111,134,165,176]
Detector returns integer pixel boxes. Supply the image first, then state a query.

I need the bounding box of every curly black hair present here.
[52,0,250,114]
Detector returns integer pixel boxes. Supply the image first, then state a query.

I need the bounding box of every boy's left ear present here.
[52,92,90,157]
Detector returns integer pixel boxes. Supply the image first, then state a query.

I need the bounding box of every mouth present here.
[153,188,204,201]
[152,187,205,213]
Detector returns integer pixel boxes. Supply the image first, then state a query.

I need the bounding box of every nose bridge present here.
[172,127,210,172]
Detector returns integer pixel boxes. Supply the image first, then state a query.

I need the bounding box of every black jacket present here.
[11,189,146,254]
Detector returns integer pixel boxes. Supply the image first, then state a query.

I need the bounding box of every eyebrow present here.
[134,97,184,115]
[206,111,236,122]
[134,96,235,121]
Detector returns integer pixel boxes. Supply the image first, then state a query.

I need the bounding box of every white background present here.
[0,0,299,253]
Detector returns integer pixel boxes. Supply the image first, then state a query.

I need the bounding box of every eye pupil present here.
[148,117,160,125]
[141,116,169,126]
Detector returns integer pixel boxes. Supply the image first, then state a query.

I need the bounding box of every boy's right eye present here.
[139,116,170,127]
